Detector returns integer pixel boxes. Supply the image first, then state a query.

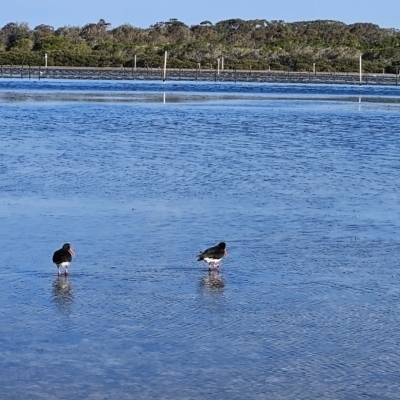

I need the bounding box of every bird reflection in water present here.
[52,275,73,316]
[200,269,225,290]
[198,270,226,314]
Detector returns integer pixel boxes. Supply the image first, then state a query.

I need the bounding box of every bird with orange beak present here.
[52,243,75,276]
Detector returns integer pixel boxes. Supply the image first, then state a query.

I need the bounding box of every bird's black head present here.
[61,243,75,256]
[218,242,226,249]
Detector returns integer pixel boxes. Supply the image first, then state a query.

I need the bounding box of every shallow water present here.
[1,80,400,399]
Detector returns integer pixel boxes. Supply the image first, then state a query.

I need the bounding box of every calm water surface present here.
[0,80,400,399]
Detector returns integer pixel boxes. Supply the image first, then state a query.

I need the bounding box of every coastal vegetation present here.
[1,18,400,72]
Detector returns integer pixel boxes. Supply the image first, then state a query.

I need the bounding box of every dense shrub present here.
[1,18,399,72]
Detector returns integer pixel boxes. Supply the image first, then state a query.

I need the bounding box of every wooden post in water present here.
[39,65,41,80]
[163,51,167,82]
[217,58,220,76]
[134,54,137,71]
[45,53,48,68]
[313,63,316,76]
[359,54,362,85]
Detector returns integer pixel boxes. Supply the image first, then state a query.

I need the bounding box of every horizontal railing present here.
[0,65,399,86]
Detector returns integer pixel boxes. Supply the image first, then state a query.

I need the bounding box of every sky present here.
[1,0,400,30]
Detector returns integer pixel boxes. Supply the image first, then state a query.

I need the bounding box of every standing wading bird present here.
[198,242,227,271]
[52,243,75,276]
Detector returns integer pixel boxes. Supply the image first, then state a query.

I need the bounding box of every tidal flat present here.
[0,79,399,399]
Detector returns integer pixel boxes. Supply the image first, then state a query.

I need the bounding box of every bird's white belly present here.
[57,262,70,268]
[204,257,222,264]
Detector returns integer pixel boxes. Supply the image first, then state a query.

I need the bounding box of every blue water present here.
[1,77,400,98]
[1,79,400,399]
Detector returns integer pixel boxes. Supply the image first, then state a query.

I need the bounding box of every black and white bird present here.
[52,243,75,276]
[198,242,227,270]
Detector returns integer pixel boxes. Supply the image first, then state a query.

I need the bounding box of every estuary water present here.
[0,79,400,399]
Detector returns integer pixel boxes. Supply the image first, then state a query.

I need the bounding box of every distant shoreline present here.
[1,65,399,86]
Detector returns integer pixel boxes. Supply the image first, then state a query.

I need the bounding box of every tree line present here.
[1,18,400,72]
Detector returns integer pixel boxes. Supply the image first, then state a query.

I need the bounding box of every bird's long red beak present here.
[68,248,75,257]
